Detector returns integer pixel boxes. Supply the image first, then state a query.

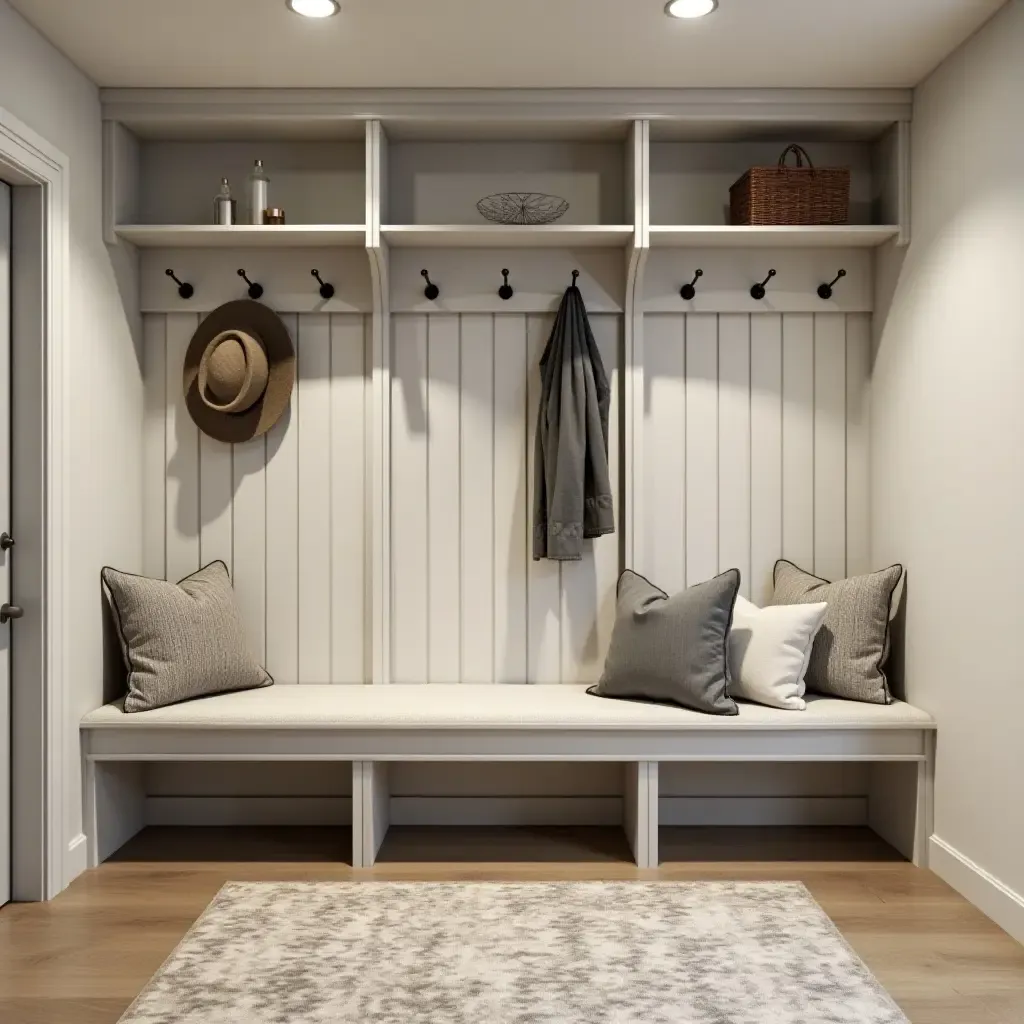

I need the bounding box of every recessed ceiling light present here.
[665,0,718,18]
[287,0,340,18]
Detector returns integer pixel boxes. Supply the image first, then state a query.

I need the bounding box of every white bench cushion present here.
[81,684,934,732]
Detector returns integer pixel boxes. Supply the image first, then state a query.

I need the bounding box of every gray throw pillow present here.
[770,559,904,705]
[589,569,740,715]
[102,561,273,713]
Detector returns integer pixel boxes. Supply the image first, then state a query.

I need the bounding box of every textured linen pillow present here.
[102,561,273,713]
[727,595,828,711]
[770,560,904,704]
[588,569,740,715]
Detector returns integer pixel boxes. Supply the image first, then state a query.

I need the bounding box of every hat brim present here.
[183,300,295,444]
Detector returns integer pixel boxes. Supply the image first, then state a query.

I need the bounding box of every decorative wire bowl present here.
[476,193,570,225]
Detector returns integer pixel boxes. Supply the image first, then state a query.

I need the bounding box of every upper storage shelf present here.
[105,121,367,247]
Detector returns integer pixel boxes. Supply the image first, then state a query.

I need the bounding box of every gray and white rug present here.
[118,881,908,1024]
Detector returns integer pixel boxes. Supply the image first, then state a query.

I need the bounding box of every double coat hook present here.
[817,269,847,301]
[750,268,777,301]
[165,268,193,300]
[311,269,335,300]
[421,269,440,301]
[237,268,263,300]
[680,269,703,301]
[498,268,514,301]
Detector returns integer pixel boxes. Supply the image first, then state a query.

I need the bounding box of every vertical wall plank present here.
[813,314,848,582]
[233,431,267,667]
[459,315,495,683]
[265,314,301,684]
[164,312,200,583]
[143,315,167,580]
[782,313,815,572]
[525,313,561,683]
[391,315,429,682]
[718,314,751,596]
[643,314,686,593]
[493,315,529,683]
[426,314,462,683]
[685,314,719,586]
[297,313,332,683]
[198,312,232,577]
[749,314,783,605]
[331,315,368,683]
[846,313,872,577]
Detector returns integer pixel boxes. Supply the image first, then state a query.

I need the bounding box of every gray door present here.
[0,180,10,909]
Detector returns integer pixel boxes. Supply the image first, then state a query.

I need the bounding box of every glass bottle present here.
[213,177,236,226]
[249,159,269,225]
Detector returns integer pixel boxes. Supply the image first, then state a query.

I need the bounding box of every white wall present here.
[0,0,143,885]
[872,0,1024,941]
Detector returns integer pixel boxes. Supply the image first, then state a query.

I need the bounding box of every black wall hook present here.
[750,268,777,301]
[680,268,703,301]
[311,269,335,300]
[817,268,847,301]
[237,268,263,300]
[498,268,514,301]
[165,268,194,300]
[421,269,440,301]
[570,269,580,289]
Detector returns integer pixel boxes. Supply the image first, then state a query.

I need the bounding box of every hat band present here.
[198,331,269,414]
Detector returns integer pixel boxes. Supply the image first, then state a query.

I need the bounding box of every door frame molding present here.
[0,105,71,900]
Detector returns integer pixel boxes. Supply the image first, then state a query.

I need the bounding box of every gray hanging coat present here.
[532,283,615,561]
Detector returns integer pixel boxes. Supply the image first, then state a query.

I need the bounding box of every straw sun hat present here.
[182,300,295,443]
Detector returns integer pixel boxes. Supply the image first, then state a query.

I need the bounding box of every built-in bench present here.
[80,684,936,869]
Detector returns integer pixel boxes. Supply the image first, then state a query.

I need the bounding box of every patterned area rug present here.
[119,881,908,1024]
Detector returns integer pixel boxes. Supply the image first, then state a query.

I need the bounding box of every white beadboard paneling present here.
[391,315,430,683]
[645,310,869,610]
[265,314,301,684]
[164,312,200,583]
[643,315,686,593]
[459,315,496,684]
[749,314,783,605]
[146,311,369,682]
[845,314,871,577]
[526,313,562,684]
[297,314,333,683]
[492,315,529,684]
[331,315,369,683]
[427,314,462,683]
[813,314,848,582]
[390,311,622,684]
[717,314,751,596]
[685,314,719,586]
[143,315,167,579]
[782,313,815,572]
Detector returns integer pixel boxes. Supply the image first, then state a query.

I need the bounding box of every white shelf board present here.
[382,225,635,248]
[649,225,900,248]
[114,224,367,248]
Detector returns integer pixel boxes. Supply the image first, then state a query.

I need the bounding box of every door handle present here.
[0,533,13,551]
[1,604,24,624]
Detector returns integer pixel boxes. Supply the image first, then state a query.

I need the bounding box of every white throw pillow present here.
[727,595,828,710]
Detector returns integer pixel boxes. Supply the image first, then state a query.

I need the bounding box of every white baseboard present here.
[929,835,1024,945]
[661,796,867,827]
[145,795,865,829]
[65,833,89,884]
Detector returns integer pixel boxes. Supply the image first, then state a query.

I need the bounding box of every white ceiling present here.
[9,0,1005,90]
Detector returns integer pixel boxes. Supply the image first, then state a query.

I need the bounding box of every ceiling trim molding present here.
[101,87,913,129]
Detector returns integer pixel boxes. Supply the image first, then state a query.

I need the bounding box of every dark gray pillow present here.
[588,569,740,715]
[102,561,273,713]
[770,559,904,705]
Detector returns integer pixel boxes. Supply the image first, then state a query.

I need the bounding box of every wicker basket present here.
[729,144,850,226]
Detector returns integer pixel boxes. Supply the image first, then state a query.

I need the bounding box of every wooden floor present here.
[1,826,1022,1023]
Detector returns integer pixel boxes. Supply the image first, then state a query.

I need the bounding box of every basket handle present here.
[777,144,815,170]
